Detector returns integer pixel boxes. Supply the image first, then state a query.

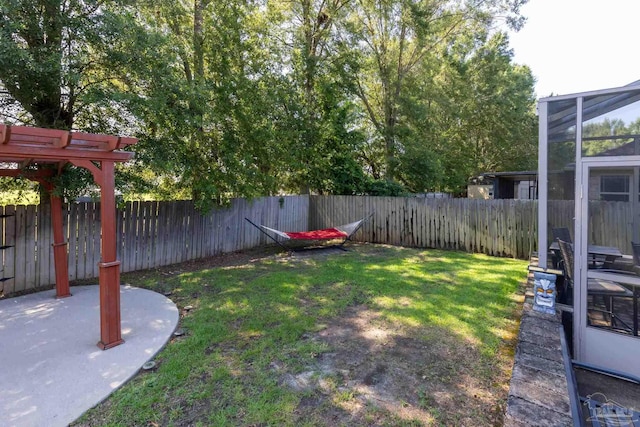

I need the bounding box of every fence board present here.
[170,200,180,261]
[13,206,27,292]
[148,201,157,268]
[144,201,152,269]
[169,201,179,265]
[42,203,53,286]
[186,200,195,261]
[80,203,91,280]
[35,204,46,287]
[86,203,96,279]
[174,200,184,264]
[92,203,101,278]
[185,201,193,261]
[123,202,135,273]
[24,205,37,289]
[69,203,80,280]
[155,201,165,267]
[137,201,147,270]
[2,206,16,295]
[116,204,123,264]
[82,203,92,279]
[152,201,161,266]
[134,201,145,271]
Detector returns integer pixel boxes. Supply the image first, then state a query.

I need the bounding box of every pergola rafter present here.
[0,124,137,350]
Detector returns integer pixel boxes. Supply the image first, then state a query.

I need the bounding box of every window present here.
[600,175,630,201]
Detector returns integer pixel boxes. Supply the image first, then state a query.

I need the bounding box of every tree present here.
[0,0,139,129]
[0,0,535,202]
[116,1,301,209]
[0,0,147,201]
[266,0,369,194]
[341,0,528,182]
[439,31,537,187]
[582,118,634,156]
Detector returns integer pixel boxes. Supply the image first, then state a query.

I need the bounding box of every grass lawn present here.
[74,244,527,426]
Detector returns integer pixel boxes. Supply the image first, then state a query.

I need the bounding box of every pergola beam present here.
[0,145,132,162]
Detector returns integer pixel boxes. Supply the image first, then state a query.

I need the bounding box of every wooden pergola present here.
[0,124,137,350]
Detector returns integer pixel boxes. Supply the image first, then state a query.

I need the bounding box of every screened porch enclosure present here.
[538,81,640,377]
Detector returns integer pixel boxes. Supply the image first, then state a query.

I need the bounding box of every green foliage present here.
[48,165,94,200]
[0,0,536,204]
[0,0,151,198]
[0,0,139,128]
[395,29,537,192]
[116,1,296,208]
[339,0,534,186]
[448,32,537,177]
[364,179,408,196]
[322,153,370,195]
[0,177,39,205]
[581,118,640,157]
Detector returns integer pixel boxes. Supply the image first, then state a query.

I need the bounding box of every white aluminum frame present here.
[537,101,548,268]
[538,81,640,375]
[539,79,640,102]
[579,159,640,375]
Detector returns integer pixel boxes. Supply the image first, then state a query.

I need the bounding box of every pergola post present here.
[96,161,124,350]
[50,194,71,298]
[68,159,124,350]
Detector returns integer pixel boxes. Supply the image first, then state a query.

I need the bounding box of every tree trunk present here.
[193,0,207,82]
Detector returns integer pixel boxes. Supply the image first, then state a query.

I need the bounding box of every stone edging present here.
[504,283,573,426]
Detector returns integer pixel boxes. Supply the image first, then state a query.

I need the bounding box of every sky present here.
[506,1,640,99]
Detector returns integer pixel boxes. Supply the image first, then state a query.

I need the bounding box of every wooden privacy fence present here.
[310,196,539,258]
[1,195,635,296]
[309,197,636,257]
[0,196,308,295]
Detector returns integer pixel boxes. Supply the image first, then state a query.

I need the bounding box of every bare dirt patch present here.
[277,304,509,426]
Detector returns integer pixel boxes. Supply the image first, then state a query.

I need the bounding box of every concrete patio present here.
[0,285,179,427]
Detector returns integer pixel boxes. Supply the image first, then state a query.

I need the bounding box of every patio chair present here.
[552,227,573,243]
[556,239,634,333]
[552,227,610,269]
[551,228,572,269]
[632,242,640,273]
[601,241,640,273]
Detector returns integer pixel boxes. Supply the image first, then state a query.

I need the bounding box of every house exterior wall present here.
[516,180,537,199]
[587,168,635,200]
